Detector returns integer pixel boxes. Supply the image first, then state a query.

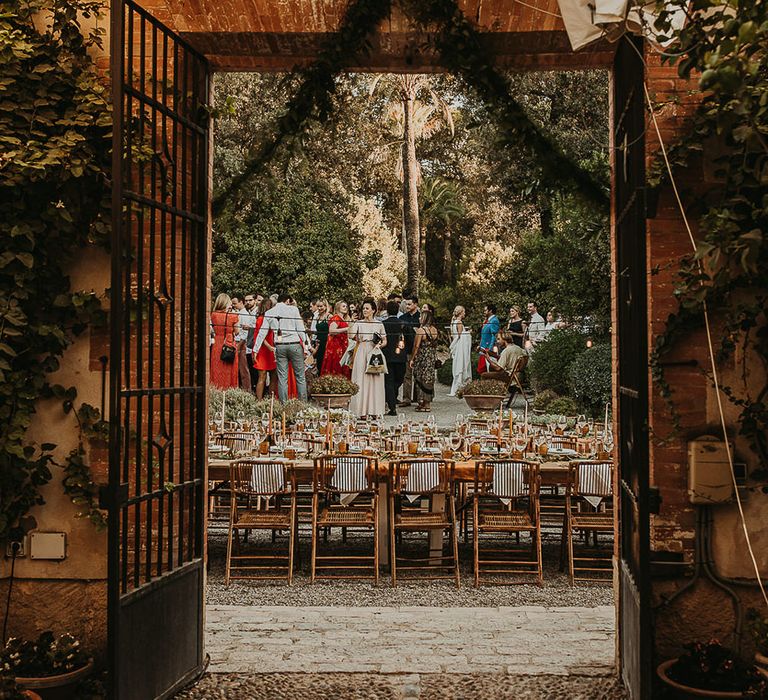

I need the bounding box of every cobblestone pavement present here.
[204,604,615,675]
[175,672,627,699]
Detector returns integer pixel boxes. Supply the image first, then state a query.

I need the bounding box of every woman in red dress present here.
[210,293,239,389]
[320,300,352,378]
[252,298,277,399]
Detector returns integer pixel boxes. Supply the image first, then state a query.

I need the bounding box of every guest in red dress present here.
[252,298,277,399]
[320,300,352,378]
[210,293,239,389]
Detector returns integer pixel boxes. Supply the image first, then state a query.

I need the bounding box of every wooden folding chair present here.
[215,431,256,454]
[225,459,297,585]
[473,460,542,586]
[565,460,614,584]
[389,459,460,587]
[507,354,529,408]
[311,454,379,582]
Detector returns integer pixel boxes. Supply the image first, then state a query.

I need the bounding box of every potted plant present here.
[657,639,768,698]
[309,375,359,409]
[3,632,94,700]
[747,608,768,670]
[456,379,506,412]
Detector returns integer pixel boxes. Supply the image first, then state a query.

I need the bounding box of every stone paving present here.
[205,604,616,676]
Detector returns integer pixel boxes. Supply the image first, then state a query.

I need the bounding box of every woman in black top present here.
[507,305,526,348]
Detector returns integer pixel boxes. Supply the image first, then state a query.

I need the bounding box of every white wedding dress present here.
[449,320,472,396]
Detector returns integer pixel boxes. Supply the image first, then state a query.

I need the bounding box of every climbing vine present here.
[211,0,609,215]
[649,1,768,467]
[0,0,111,540]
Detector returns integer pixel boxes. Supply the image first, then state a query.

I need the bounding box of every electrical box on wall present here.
[29,532,66,560]
[688,436,734,505]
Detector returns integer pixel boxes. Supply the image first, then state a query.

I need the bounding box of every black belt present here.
[276,341,302,346]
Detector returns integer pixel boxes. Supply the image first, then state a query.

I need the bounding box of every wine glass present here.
[557,415,567,432]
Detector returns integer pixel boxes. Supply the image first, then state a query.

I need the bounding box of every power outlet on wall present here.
[5,536,27,558]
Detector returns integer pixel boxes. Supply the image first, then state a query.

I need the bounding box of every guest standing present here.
[506,305,526,348]
[210,293,240,389]
[449,305,472,396]
[398,295,421,407]
[526,301,546,349]
[252,298,277,399]
[320,301,352,378]
[349,298,387,419]
[313,299,330,372]
[253,293,308,402]
[382,300,407,416]
[411,309,439,412]
[242,293,261,391]
[230,294,251,392]
[478,303,500,374]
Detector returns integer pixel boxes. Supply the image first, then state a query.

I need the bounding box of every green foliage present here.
[0,0,110,540]
[649,1,768,463]
[528,329,590,396]
[213,181,363,303]
[1,632,90,677]
[547,396,580,417]
[310,375,360,396]
[456,378,507,397]
[208,387,317,422]
[532,389,559,412]
[568,343,612,417]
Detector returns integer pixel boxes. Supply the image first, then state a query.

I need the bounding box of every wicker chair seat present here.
[395,511,449,529]
[235,509,292,528]
[571,512,613,529]
[478,511,534,529]
[317,506,375,526]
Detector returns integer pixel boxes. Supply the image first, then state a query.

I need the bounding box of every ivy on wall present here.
[0,0,111,540]
[649,1,768,468]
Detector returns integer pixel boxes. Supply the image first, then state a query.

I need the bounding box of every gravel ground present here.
[206,526,614,608]
[174,672,627,699]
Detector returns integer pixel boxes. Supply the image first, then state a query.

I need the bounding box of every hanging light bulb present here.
[586,337,593,348]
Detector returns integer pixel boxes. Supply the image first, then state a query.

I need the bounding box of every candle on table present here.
[604,403,609,436]
[221,389,226,427]
[523,402,528,436]
[282,411,286,438]
[508,409,513,438]
[268,394,274,435]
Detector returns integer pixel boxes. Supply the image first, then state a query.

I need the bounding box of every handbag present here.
[220,342,236,363]
[434,358,444,369]
[366,347,388,375]
[340,341,356,368]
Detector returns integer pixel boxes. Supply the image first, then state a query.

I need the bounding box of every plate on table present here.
[547,447,578,456]
[208,444,229,454]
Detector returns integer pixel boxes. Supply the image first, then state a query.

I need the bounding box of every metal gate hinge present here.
[649,486,662,514]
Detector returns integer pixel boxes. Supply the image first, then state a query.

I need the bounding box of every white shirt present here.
[252,302,308,353]
[528,312,546,343]
[239,307,257,352]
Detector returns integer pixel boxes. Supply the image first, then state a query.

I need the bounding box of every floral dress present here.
[413,329,438,403]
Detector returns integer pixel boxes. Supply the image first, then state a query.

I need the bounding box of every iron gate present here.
[613,35,652,700]
[108,1,210,697]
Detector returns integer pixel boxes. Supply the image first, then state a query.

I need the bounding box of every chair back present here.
[230,459,292,497]
[475,460,538,500]
[550,435,577,451]
[216,432,256,454]
[511,354,528,375]
[390,459,453,496]
[570,460,613,497]
[314,454,377,496]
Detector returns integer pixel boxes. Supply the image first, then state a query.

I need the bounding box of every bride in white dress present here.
[449,305,472,396]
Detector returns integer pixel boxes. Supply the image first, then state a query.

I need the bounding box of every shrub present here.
[310,374,360,396]
[209,387,261,421]
[547,396,579,416]
[528,329,590,395]
[456,379,507,397]
[568,343,611,417]
[533,389,559,412]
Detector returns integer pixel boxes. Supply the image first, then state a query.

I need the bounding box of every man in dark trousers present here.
[398,294,421,407]
[382,300,407,416]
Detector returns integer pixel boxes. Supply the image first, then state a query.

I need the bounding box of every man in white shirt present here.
[241,293,260,392]
[253,293,308,402]
[526,301,546,349]
[231,294,251,392]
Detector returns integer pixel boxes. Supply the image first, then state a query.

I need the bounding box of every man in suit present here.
[398,295,421,407]
[382,300,407,416]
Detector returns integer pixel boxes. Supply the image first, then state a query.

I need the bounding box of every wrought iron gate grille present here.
[613,35,652,700]
[109,0,209,696]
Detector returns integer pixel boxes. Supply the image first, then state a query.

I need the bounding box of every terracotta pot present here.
[463,394,504,412]
[657,659,765,699]
[312,393,351,409]
[16,659,93,700]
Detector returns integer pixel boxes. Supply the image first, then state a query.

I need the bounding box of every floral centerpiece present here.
[310,375,359,409]
[2,632,93,696]
[456,379,506,412]
[658,639,768,698]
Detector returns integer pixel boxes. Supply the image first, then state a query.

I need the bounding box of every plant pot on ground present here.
[456,379,507,412]
[3,633,94,700]
[747,608,768,670]
[657,640,768,699]
[310,375,359,409]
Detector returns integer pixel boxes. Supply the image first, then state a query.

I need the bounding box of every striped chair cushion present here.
[579,461,612,508]
[330,456,369,494]
[490,461,527,503]
[249,461,285,495]
[404,461,440,503]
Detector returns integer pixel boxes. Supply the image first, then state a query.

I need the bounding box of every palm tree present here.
[370,75,454,294]
[420,176,465,282]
